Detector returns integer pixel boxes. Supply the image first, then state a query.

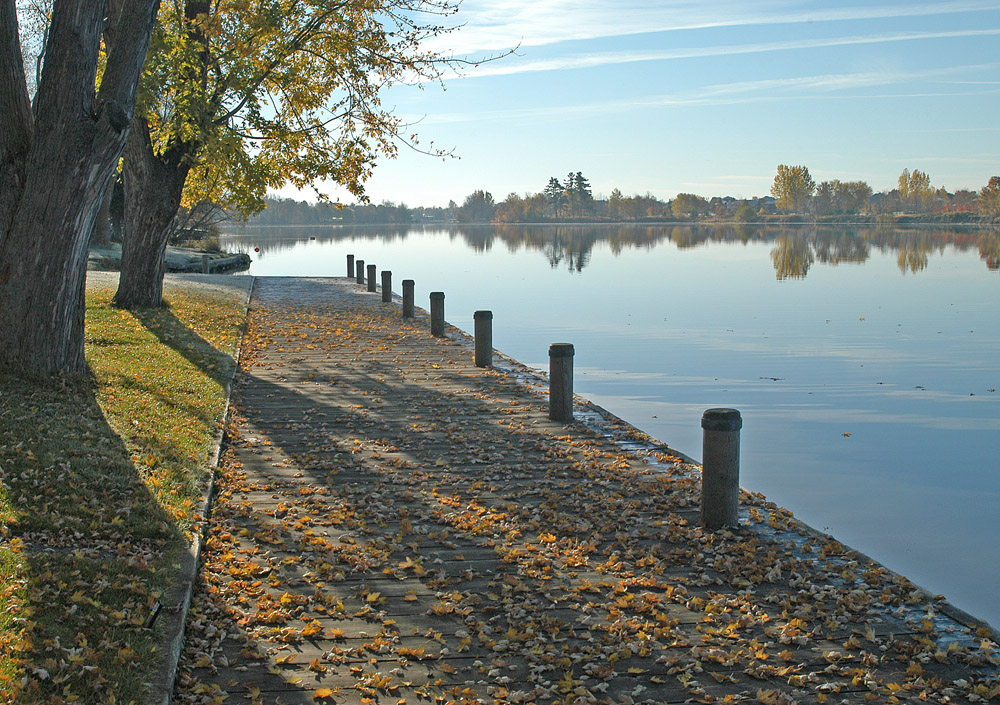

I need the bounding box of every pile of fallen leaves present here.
[0,280,248,704]
[174,278,998,705]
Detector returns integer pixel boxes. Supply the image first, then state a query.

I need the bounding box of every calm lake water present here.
[222,223,1000,628]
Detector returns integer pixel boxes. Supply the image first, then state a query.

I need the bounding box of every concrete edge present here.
[148,276,257,705]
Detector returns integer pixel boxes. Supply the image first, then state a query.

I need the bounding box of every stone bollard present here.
[381,270,392,303]
[367,264,377,292]
[202,254,211,274]
[430,292,445,337]
[347,254,355,278]
[402,280,415,318]
[701,408,742,530]
[355,259,365,285]
[474,310,493,367]
[548,343,574,422]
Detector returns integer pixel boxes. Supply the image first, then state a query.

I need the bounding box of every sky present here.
[278,0,1000,208]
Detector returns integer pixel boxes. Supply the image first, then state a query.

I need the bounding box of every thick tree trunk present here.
[0,0,160,375]
[113,117,190,309]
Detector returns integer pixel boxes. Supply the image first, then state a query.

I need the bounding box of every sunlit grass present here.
[0,278,248,704]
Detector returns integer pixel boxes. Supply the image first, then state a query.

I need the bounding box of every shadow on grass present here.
[131,301,237,390]
[0,283,245,703]
[0,370,180,704]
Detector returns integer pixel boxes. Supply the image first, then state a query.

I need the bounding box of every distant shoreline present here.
[222,214,997,230]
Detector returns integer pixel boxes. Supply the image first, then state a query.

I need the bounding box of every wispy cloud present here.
[433,0,1000,54]
[416,64,1000,124]
[449,29,1000,80]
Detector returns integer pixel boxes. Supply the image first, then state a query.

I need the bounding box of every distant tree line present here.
[769,165,998,219]
[238,169,1000,228]
[244,198,451,226]
[461,172,778,224]
[454,168,1000,224]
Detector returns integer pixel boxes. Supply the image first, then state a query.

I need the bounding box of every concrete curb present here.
[148,276,256,705]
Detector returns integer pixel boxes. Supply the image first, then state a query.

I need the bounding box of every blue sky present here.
[284,0,1000,207]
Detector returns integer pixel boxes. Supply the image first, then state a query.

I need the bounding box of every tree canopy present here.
[671,193,708,220]
[771,165,815,213]
[897,168,934,212]
[981,176,1000,220]
[113,0,493,308]
[454,189,495,222]
[142,0,471,215]
[813,180,873,215]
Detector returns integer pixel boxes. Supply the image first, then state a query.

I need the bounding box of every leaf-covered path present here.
[174,277,998,705]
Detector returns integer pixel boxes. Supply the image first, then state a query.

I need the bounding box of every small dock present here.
[173,276,998,705]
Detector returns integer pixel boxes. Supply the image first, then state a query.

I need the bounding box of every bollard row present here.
[344,253,740,532]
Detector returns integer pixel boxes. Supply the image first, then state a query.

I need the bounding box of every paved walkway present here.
[173,277,998,705]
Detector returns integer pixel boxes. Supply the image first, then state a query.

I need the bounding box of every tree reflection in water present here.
[222,223,1000,278]
[770,235,815,279]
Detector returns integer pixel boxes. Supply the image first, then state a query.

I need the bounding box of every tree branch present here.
[0,0,34,159]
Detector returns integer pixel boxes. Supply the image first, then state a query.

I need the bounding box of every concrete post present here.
[701,408,742,530]
[367,264,377,292]
[381,270,392,303]
[474,310,493,367]
[347,254,355,278]
[355,259,365,285]
[548,343,574,421]
[430,292,445,337]
[202,254,211,274]
[402,280,415,318]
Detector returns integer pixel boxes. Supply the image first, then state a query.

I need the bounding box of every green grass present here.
[0,281,248,704]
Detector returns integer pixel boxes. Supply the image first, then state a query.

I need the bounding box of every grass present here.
[0,278,248,704]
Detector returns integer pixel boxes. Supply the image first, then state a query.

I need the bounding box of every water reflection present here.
[223,223,1000,278]
[770,235,815,279]
[979,233,1000,271]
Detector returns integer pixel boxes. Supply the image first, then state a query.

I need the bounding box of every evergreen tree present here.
[573,171,593,214]
[544,177,565,218]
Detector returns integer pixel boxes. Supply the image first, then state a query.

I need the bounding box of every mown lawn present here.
[0,277,249,704]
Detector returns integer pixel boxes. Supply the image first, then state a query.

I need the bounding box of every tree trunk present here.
[0,0,33,238]
[0,0,160,375]
[113,116,191,309]
[91,187,114,247]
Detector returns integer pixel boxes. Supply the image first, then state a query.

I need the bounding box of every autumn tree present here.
[114,0,484,308]
[951,189,978,211]
[734,200,757,222]
[979,176,1000,220]
[897,168,934,212]
[671,193,708,220]
[770,164,815,213]
[1,0,160,373]
[454,190,495,222]
[494,192,547,222]
[813,180,873,215]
